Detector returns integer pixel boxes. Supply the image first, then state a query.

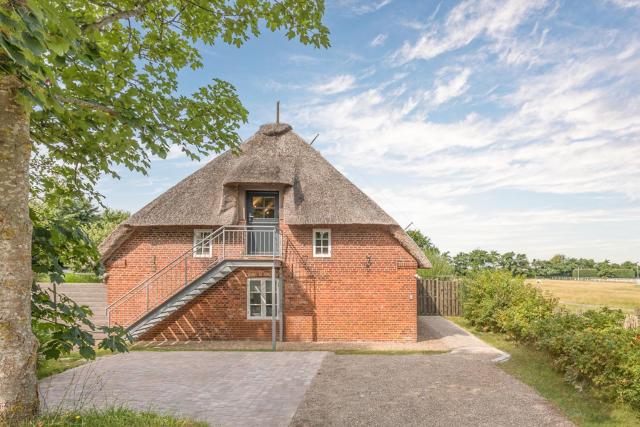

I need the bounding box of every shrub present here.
[462,270,640,409]
[461,270,556,340]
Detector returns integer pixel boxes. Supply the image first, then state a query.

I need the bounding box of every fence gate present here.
[417,278,461,316]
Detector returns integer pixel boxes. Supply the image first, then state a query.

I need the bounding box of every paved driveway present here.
[39,318,573,427]
[39,351,327,427]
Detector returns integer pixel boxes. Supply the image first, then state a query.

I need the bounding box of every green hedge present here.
[462,270,640,409]
[572,268,597,278]
[571,268,636,278]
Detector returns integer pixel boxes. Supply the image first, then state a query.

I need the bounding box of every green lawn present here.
[450,317,640,427]
[37,350,114,379]
[21,408,207,427]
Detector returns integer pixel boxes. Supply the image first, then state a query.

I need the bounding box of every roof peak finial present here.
[276,100,280,124]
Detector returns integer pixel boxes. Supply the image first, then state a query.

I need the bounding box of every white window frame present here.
[313,228,332,258]
[246,278,280,320]
[193,229,213,258]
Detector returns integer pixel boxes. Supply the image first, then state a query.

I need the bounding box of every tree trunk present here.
[0,76,39,423]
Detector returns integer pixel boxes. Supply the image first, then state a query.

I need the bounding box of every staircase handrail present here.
[106,226,225,312]
[106,224,280,321]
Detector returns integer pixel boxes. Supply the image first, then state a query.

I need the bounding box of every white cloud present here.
[427,68,471,106]
[393,0,549,64]
[608,0,640,8]
[336,0,393,14]
[370,33,388,47]
[291,25,640,261]
[309,74,357,95]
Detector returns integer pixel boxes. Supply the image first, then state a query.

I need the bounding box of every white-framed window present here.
[247,278,280,320]
[193,229,213,258]
[313,228,331,257]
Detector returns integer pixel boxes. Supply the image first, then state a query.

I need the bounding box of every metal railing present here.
[106,225,281,328]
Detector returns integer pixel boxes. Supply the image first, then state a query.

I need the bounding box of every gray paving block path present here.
[39,318,574,427]
[39,351,328,427]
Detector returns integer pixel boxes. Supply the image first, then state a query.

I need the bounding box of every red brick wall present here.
[140,268,279,341]
[105,224,418,342]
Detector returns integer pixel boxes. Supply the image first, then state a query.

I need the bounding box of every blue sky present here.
[99,0,640,262]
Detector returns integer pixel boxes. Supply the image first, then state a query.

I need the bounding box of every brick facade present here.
[105,224,418,342]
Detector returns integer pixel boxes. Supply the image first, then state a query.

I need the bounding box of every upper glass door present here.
[246,191,279,224]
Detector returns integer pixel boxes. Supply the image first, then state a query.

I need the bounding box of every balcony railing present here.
[106,225,280,328]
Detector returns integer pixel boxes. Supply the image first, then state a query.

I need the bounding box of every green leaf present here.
[47,35,70,56]
[21,31,44,55]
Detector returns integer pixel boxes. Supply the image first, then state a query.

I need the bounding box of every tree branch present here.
[83,0,153,32]
[56,96,118,115]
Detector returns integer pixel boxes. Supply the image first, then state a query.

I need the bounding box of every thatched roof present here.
[100,123,430,268]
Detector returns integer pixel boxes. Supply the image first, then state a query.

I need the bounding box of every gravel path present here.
[291,352,573,427]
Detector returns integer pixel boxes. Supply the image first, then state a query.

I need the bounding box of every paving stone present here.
[39,351,328,427]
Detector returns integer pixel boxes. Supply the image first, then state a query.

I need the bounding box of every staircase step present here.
[127,261,247,338]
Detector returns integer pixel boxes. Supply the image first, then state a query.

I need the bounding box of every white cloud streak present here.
[292,20,640,260]
[608,0,640,8]
[370,33,388,47]
[309,74,357,95]
[427,68,471,106]
[393,0,549,64]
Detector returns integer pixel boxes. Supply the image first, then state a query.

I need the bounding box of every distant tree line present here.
[407,230,638,279]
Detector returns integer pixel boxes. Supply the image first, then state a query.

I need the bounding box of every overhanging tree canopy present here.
[0,0,329,422]
[2,0,329,199]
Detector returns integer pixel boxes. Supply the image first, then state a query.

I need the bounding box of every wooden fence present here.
[417,278,461,316]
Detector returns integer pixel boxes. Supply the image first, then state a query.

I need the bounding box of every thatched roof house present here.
[100,122,430,269]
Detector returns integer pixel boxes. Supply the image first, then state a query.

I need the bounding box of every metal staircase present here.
[106,225,280,339]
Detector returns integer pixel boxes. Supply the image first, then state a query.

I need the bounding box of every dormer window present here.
[313,229,331,257]
[193,229,213,257]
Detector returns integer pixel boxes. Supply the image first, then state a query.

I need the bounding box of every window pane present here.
[252,196,264,208]
[249,281,261,292]
[266,305,272,317]
[265,280,272,292]
[322,247,328,254]
[322,232,329,239]
[250,293,261,305]
[264,197,275,209]
[250,305,261,316]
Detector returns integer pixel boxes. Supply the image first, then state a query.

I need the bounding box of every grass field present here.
[527,279,640,313]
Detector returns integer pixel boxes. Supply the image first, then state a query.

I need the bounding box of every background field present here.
[527,279,640,313]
